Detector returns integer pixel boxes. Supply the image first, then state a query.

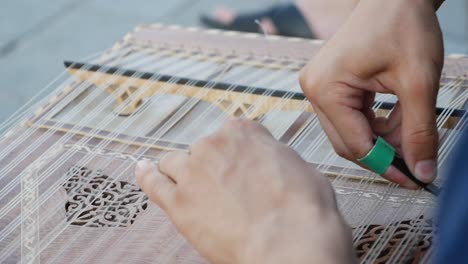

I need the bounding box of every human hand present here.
[299,0,444,188]
[136,119,355,264]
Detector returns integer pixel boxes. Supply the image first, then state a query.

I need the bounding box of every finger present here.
[318,87,421,187]
[382,165,420,190]
[318,99,416,188]
[319,86,374,161]
[314,107,352,159]
[363,91,376,122]
[135,160,177,210]
[318,107,413,190]
[398,78,439,183]
[159,151,191,183]
[363,91,376,109]
[381,125,402,151]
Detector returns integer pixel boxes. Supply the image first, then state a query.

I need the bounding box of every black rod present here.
[64,61,466,118]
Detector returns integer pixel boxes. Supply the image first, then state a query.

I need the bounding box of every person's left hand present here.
[136,118,355,264]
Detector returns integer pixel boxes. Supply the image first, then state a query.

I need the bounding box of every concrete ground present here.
[1,0,467,123]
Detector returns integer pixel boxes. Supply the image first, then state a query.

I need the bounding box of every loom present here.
[0,24,466,263]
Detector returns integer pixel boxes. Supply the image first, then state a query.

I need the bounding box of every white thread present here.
[0,28,464,263]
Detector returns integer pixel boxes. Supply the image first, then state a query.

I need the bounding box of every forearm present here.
[374,0,444,10]
[432,0,445,10]
[368,0,444,11]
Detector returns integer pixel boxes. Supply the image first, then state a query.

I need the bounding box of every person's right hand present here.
[299,0,444,188]
[136,119,355,264]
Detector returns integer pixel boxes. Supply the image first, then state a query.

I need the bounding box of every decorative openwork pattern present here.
[62,166,148,227]
[355,216,433,263]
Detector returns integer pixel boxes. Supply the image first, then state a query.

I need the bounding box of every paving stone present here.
[0,0,466,122]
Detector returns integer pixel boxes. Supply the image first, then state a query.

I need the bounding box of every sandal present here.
[200,3,315,39]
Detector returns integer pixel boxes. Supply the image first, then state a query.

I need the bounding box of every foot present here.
[295,0,359,39]
[213,6,278,35]
[200,4,315,39]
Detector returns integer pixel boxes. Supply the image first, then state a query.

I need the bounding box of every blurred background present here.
[1,0,467,123]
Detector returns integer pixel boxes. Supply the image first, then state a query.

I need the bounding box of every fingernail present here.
[415,160,437,183]
[135,160,150,181]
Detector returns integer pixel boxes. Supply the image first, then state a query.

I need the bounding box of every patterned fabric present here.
[62,166,148,228]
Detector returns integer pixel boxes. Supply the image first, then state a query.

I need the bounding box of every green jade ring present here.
[357,137,395,175]
[357,137,441,196]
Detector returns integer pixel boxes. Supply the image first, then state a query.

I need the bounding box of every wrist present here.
[242,208,356,264]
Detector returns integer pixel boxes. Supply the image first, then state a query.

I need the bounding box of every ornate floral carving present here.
[354,216,433,263]
[60,150,435,261]
[63,166,148,227]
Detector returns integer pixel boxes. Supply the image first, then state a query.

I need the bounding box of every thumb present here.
[135,160,177,210]
[399,78,439,183]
